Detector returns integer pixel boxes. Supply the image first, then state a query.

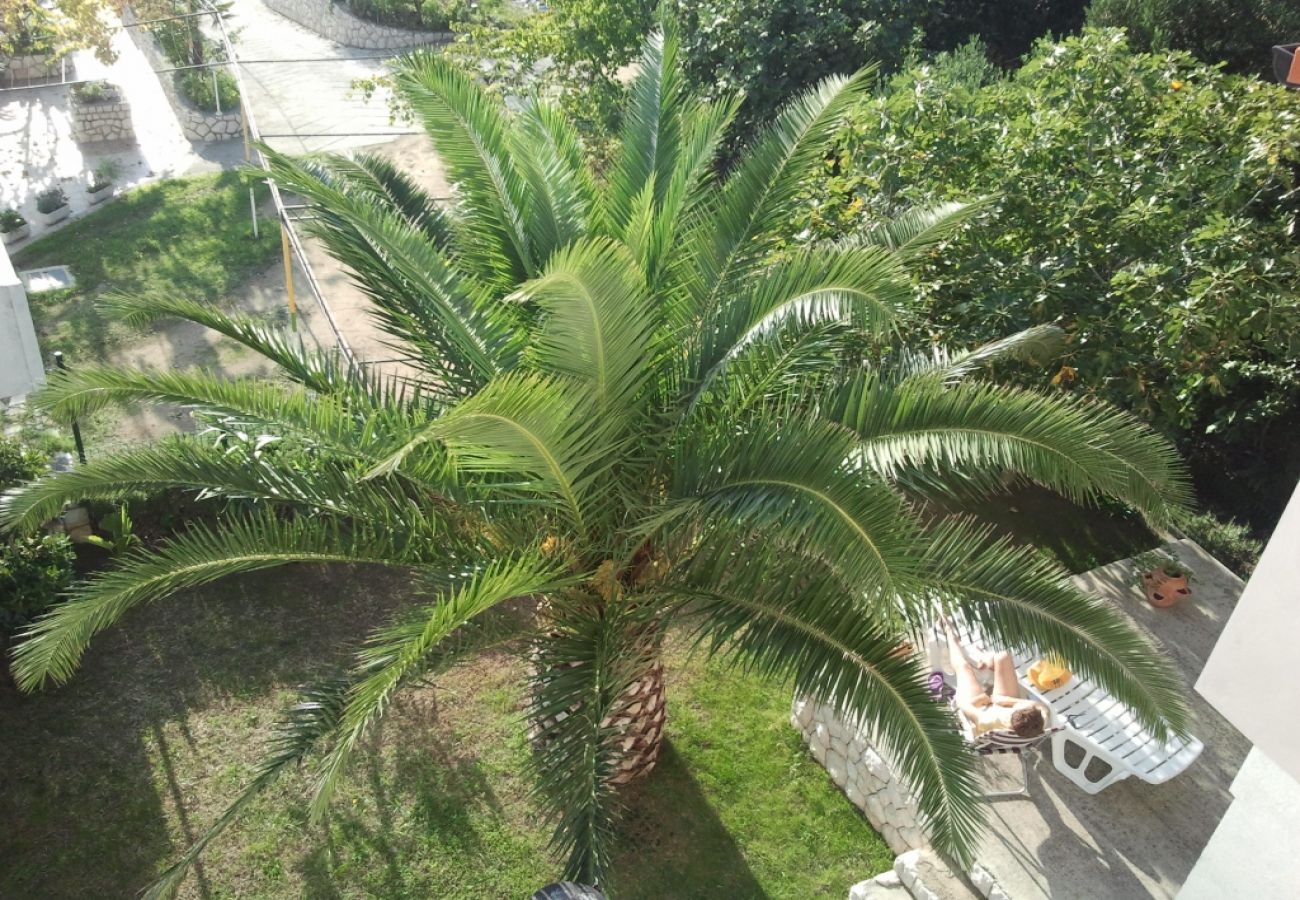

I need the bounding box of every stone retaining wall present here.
[122,6,242,143]
[792,696,929,856]
[792,696,1011,900]
[263,0,452,50]
[71,96,135,143]
[2,53,68,85]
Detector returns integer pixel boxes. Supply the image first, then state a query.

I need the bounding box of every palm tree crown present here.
[2,25,1192,895]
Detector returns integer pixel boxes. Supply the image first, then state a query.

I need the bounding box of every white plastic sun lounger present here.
[939,623,1203,795]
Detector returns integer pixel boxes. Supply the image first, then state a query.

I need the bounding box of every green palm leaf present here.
[832,375,1192,525]
[9,512,447,692]
[396,52,534,284]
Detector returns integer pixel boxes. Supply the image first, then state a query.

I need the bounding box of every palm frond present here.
[371,372,619,536]
[396,51,534,284]
[921,518,1191,738]
[512,237,656,411]
[304,151,457,247]
[99,293,368,396]
[530,595,663,884]
[511,99,597,261]
[831,375,1192,526]
[310,552,568,819]
[668,414,923,605]
[27,365,426,458]
[896,325,1067,383]
[9,512,444,692]
[604,26,688,236]
[263,146,523,394]
[686,245,911,413]
[853,199,989,262]
[669,548,983,866]
[686,66,877,314]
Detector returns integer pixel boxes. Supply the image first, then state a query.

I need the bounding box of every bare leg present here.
[943,621,990,707]
[991,651,1022,701]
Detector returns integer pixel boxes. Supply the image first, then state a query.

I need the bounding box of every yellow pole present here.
[281,223,297,330]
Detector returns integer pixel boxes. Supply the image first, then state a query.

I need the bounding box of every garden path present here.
[222,0,413,155]
[222,0,448,373]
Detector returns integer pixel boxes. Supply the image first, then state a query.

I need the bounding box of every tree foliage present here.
[0,0,118,63]
[1089,0,1300,76]
[4,26,1193,894]
[799,29,1300,531]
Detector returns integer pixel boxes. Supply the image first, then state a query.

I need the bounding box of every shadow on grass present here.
[611,741,768,900]
[0,564,414,899]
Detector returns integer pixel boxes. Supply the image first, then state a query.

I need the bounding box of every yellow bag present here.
[1028,656,1072,691]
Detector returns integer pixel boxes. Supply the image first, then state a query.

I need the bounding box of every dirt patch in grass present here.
[1,570,890,899]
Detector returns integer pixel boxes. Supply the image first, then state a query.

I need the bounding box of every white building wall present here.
[1179,747,1300,898]
[0,242,45,399]
[1181,481,1300,898]
[1195,484,1300,783]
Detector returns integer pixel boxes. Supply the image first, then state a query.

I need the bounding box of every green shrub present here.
[344,0,500,31]
[0,534,75,631]
[0,208,26,233]
[1088,0,1300,76]
[177,68,240,112]
[799,29,1300,531]
[0,436,46,489]
[1176,511,1263,578]
[35,187,67,214]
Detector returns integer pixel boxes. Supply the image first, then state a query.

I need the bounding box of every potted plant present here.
[1133,550,1194,609]
[34,186,70,226]
[1,208,29,245]
[86,159,120,204]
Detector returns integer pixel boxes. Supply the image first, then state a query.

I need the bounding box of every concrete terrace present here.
[969,539,1250,899]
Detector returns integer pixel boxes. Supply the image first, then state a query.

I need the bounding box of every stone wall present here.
[792,697,1011,900]
[71,95,135,143]
[2,53,68,86]
[792,696,929,856]
[263,0,452,50]
[122,6,242,143]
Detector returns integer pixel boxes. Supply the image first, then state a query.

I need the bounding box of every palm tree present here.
[2,25,1191,895]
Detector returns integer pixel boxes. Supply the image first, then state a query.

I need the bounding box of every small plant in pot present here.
[87,159,121,204]
[1,208,29,245]
[1133,550,1195,609]
[34,186,70,226]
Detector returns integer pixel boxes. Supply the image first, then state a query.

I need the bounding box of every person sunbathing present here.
[943,619,1048,739]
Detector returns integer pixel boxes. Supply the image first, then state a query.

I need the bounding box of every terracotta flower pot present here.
[1143,569,1191,608]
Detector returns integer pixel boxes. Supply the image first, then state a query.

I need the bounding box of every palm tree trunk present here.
[529,650,668,786]
[602,656,667,785]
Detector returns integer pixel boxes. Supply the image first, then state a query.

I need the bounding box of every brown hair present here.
[1010,706,1045,739]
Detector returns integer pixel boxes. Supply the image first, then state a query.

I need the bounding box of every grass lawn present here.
[0,567,890,899]
[12,172,280,364]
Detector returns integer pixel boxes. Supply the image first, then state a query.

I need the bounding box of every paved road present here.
[223,0,420,155]
[221,1,451,371]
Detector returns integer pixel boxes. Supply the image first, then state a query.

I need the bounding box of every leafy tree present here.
[3,26,1192,894]
[799,29,1300,533]
[671,0,931,142]
[449,0,656,161]
[0,0,118,63]
[922,0,1088,66]
[1088,0,1300,76]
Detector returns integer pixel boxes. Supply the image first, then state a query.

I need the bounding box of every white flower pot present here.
[1,223,30,245]
[37,204,70,226]
[88,182,114,204]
